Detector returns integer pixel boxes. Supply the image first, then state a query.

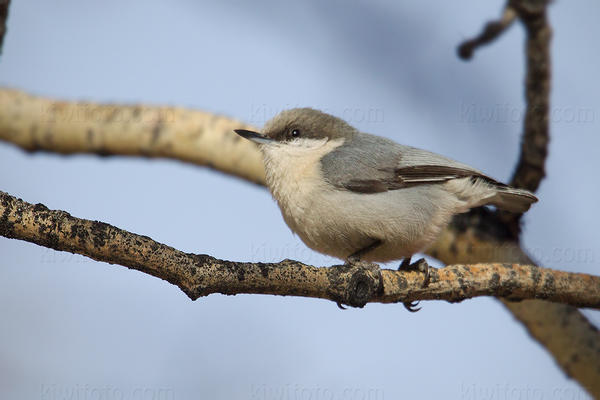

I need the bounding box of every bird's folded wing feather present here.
[321,133,501,193]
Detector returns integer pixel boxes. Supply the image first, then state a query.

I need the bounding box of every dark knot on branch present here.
[327,262,383,308]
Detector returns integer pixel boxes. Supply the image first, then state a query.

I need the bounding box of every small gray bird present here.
[235,108,537,307]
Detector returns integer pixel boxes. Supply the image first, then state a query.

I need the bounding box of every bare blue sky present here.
[1,1,598,399]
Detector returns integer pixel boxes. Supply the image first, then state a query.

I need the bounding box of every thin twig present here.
[509,0,552,194]
[457,3,517,60]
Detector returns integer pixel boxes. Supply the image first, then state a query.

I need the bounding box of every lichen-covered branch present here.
[1,191,599,309]
[0,88,266,185]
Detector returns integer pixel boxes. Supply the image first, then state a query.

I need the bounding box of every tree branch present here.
[0,88,265,185]
[2,190,599,309]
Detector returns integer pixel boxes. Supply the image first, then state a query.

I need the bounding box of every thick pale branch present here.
[1,191,599,309]
[0,88,265,185]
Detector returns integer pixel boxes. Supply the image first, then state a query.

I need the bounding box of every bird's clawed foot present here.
[399,257,431,287]
[403,300,421,313]
[398,257,431,312]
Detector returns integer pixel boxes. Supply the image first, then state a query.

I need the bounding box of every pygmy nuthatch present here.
[235,108,537,269]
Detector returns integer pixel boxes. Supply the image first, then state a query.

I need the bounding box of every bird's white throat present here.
[260,137,345,221]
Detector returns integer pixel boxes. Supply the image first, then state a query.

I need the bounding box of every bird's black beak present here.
[234,129,273,145]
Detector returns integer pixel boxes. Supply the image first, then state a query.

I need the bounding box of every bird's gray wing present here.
[320,133,501,193]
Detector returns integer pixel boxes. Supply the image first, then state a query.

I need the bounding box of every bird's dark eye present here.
[291,129,300,138]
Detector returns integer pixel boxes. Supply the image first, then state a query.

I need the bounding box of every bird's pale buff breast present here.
[259,138,453,261]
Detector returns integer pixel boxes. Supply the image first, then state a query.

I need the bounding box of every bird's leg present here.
[398,255,431,312]
[346,239,382,265]
[399,256,412,270]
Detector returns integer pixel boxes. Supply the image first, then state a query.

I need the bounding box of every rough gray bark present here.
[2,191,599,309]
